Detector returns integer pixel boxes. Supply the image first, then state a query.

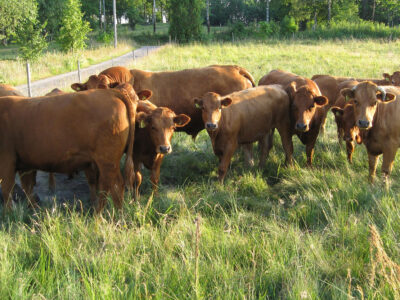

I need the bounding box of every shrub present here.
[281,16,298,35]
[258,21,280,37]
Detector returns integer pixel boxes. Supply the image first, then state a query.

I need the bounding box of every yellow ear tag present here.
[345,95,349,101]
[195,103,201,109]
[139,120,146,128]
[386,77,390,82]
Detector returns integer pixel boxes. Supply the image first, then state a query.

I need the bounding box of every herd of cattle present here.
[1,65,400,213]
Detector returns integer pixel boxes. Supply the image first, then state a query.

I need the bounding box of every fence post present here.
[26,62,32,97]
[77,60,81,83]
[169,35,171,44]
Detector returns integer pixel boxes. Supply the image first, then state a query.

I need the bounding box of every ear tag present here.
[195,103,201,109]
[139,120,146,128]
[345,95,349,101]
[386,77,390,82]
[335,112,340,117]
[141,96,146,100]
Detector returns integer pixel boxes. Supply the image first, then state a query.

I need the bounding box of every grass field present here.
[2,40,400,298]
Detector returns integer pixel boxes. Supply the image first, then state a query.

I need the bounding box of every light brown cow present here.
[193,85,293,182]
[71,66,133,91]
[0,84,23,97]
[129,65,255,138]
[0,83,143,213]
[133,100,190,199]
[341,82,400,182]
[258,69,328,166]
[331,104,362,163]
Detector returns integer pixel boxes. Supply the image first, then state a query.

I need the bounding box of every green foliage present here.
[95,30,113,44]
[15,18,48,62]
[0,0,37,45]
[57,0,91,52]
[168,0,204,42]
[281,15,298,34]
[258,21,280,37]
[37,0,66,40]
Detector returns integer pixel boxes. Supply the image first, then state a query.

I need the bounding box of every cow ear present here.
[136,112,150,128]
[108,82,120,88]
[194,98,203,109]
[383,73,391,82]
[137,90,152,100]
[331,106,344,117]
[285,81,297,100]
[377,91,396,102]
[71,83,86,91]
[314,95,328,106]
[173,114,191,127]
[341,88,355,101]
[220,97,232,107]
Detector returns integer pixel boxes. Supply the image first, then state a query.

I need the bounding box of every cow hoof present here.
[13,184,26,202]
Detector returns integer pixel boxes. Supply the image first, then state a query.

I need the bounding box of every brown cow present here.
[133,100,190,199]
[71,66,133,91]
[0,84,23,97]
[312,73,397,133]
[129,65,255,138]
[0,83,143,213]
[193,85,293,182]
[331,104,362,163]
[258,70,328,166]
[341,82,399,182]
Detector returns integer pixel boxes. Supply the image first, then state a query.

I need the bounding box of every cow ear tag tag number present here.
[139,120,146,128]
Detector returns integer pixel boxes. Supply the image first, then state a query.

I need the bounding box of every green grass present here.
[2,40,400,298]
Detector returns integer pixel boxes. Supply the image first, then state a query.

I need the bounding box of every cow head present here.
[113,83,152,103]
[286,81,328,132]
[331,105,361,144]
[383,71,400,86]
[136,105,190,154]
[193,92,232,132]
[71,75,114,91]
[341,81,396,130]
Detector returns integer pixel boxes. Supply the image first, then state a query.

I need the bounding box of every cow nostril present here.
[358,120,370,128]
[159,145,171,153]
[206,123,217,129]
[296,123,307,130]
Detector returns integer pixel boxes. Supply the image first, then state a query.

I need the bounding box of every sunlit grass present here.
[2,40,400,298]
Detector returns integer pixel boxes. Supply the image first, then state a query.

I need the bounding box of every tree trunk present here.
[103,0,106,30]
[371,0,376,21]
[266,0,270,22]
[328,0,331,24]
[361,0,368,20]
[113,0,117,48]
[153,0,156,33]
[207,0,210,33]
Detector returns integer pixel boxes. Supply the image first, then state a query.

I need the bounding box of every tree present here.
[16,17,48,62]
[37,0,65,39]
[58,0,91,52]
[0,0,37,45]
[168,0,203,42]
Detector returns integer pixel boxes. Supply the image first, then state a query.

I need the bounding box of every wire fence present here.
[16,46,160,97]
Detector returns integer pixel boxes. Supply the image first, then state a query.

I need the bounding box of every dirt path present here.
[16,46,160,97]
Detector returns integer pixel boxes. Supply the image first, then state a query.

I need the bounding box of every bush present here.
[281,16,298,35]
[96,30,113,44]
[258,21,280,37]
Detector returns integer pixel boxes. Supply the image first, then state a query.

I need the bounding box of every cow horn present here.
[377,86,386,101]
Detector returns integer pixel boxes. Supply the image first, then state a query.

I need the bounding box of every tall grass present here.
[2,41,400,298]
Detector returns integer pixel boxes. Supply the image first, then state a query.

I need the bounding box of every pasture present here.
[2,40,400,298]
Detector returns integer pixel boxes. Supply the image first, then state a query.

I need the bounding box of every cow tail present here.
[237,67,256,87]
[118,89,136,191]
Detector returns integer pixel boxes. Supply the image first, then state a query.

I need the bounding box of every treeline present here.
[1,0,400,51]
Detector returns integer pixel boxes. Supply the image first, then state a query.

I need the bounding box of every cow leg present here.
[150,155,164,194]
[320,112,328,135]
[242,144,254,167]
[0,158,16,211]
[346,141,355,164]
[381,148,397,184]
[134,169,142,201]
[48,172,56,192]
[218,141,237,183]
[84,166,98,206]
[338,128,344,146]
[305,136,317,167]
[19,170,38,208]
[258,130,275,168]
[277,127,294,166]
[96,162,124,213]
[368,152,379,183]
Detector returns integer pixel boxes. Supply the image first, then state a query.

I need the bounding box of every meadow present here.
[2,40,400,299]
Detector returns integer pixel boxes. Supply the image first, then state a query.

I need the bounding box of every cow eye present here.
[373,101,377,106]
[309,104,314,110]
[151,126,156,130]
[354,100,358,105]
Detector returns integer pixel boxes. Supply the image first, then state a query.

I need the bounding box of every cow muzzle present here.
[206,122,218,131]
[357,120,370,129]
[295,122,308,132]
[159,145,171,154]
